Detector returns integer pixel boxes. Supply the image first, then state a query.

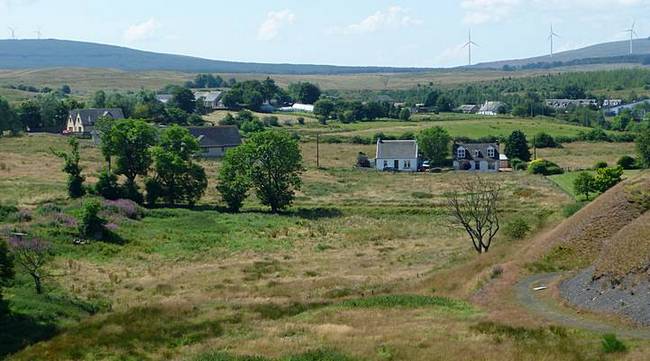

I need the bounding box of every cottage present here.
[375,139,418,172]
[65,108,124,134]
[478,101,506,116]
[456,104,479,114]
[453,143,500,172]
[155,94,173,104]
[193,91,224,110]
[544,99,597,110]
[603,99,623,108]
[187,126,242,158]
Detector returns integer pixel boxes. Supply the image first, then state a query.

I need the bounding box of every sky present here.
[1,0,650,67]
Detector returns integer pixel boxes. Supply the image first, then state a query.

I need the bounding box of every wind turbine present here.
[8,27,16,39]
[35,27,42,40]
[463,29,479,66]
[624,21,638,55]
[548,24,560,58]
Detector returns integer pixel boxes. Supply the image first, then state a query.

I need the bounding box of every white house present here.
[453,143,500,172]
[278,103,315,113]
[478,101,506,116]
[375,139,418,172]
[65,108,124,134]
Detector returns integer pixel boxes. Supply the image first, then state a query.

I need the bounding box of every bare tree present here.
[446,176,501,254]
[8,236,52,294]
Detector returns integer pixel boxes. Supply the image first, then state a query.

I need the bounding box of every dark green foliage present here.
[505,131,531,162]
[289,82,321,104]
[79,199,106,239]
[533,132,559,148]
[417,127,451,166]
[340,294,473,313]
[51,137,86,199]
[314,99,335,118]
[528,159,563,175]
[0,205,18,222]
[217,147,252,212]
[222,80,281,111]
[562,202,586,217]
[398,107,411,121]
[95,170,122,200]
[617,155,638,170]
[593,166,623,193]
[251,302,328,320]
[189,74,224,88]
[297,117,305,125]
[573,172,596,199]
[147,125,207,206]
[504,218,531,240]
[0,240,13,315]
[637,124,650,168]
[601,334,627,353]
[356,152,371,168]
[170,86,196,114]
[593,161,608,169]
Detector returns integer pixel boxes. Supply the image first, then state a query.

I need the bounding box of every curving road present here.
[514,273,650,339]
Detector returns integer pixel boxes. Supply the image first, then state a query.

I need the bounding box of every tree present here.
[0,240,13,315]
[51,137,86,198]
[217,146,252,212]
[314,99,335,119]
[95,169,122,200]
[505,130,531,162]
[147,125,208,206]
[17,100,42,131]
[170,87,196,114]
[0,97,19,135]
[446,176,501,254]
[417,127,451,166]
[637,125,650,168]
[8,236,51,294]
[533,132,558,148]
[617,155,638,170]
[79,199,106,239]
[101,119,158,202]
[290,82,321,104]
[37,93,69,131]
[593,167,624,193]
[573,172,596,200]
[248,131,303,213]
[93,90,107,108]
[398,107,411,121]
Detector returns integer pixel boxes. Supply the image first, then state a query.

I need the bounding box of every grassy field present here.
[2,134,650,360]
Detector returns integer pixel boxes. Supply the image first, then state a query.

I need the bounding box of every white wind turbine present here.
[8,27,16,39]
[624,21,638,55]
[548,24,560,58]
[463,29,479,66]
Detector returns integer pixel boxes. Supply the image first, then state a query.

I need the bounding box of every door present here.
[394,160,399,169]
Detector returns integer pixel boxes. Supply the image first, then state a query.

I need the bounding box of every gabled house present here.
[193,91,224,110]
[187,126,242,158]
[456,104,479,114]
[453,142,500,172]
[155,94,173,104]
[66,108,124,134]
[544,99,597,110]
[478,101,506,116]
[375,139,418,172]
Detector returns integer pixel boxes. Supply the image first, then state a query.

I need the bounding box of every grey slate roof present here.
[69,108,124,126]
[376,140,418,159]
[194,91,223,102]
[453,143,499,160]
[187,126,242,148]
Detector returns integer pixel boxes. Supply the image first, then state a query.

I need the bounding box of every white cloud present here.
[461,0,519,25]
[340,6,422,34]
[258,9,295,41]
[123,18,161,43]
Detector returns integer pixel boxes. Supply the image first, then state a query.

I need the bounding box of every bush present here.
[79,199,107,239]
[593,166,623,193]
[510,158,528,171]
[356,152,371,168]
[95,170,122,200]
[601,334,627,353]
[504,218,531,240]
[528,159,564,175]
[297,117,305,125]
[103,199,143,220]
[617,155,638,170]
[533,132,559,148]
[0,205,18,222]
[593,161,608,169]
[563,202,586,217]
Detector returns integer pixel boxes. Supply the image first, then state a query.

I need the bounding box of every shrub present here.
[95,170,122,200]
[617,155,638,170]
[356,152,371,168]
[593,166,623,193]
[102,199,143,220]
[528,159,564,175]
[504,218,531,240]
[79,199,107,239]
[601,334,627,353]
[593,161,608,169]
[297,117,305,125]
[563,202,586,217]
[262,116,279,127]
[350,135,371,145]
[0,205,18,222]
[533,132,559,148]
[510,158,528,171]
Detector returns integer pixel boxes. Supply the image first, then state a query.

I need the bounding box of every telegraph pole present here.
[316,133,320,169]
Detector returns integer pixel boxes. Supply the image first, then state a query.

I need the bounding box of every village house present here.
[478,101,506,116]
[605,99,650,116]
[453,142,501,172]
[193,91,224,110]
[375,139,418,172]
[155,94,173,104]
[544,99,598,110]
[456,104,480,114]
[602,99,623,108]
[278,103,315,113]
[65,108,124,134]
[187,126,242,158]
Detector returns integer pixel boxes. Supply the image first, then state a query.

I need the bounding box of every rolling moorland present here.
[1,45,650,359]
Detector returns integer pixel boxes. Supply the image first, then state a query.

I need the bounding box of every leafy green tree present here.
[533,132,558,148]
[95,169,122,200]
[0,240,14,315]
[314,99,335,119]
[398,107,411,121]
[617,155,638,170]
[17,100,42,131]
[289,82,321,104]
[637,125,650,168]
[573,172,596,200]
[51,137,86,198]
[8,236,51,294]
[417,127,451,166]
[436,95,455,112]
[0,97,20,135]
[248,131,303,213]
[147,125,207,206]
[93,90,107,108]
[101,119,158,202]
[217,146,252,212]
[505,130,531,162]
[79,199,106,239]
[170,87,196,114]
[37,93,69,130]
[593,167,624,193]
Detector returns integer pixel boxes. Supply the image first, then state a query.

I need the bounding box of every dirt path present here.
[515,273,650,340]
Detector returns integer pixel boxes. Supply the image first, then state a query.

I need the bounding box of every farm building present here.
[456,104,479,114]
[453,142,500,172]
[65,108,124,134]
[375,139,418,172]
[193,91,224,110]
[544,99,597,110]
[278,103,315,113]
[605,99,650,116]
[187,126,242,158]
[478,101,506,115]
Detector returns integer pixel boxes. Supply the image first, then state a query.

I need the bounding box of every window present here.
[488,162,496,170]
[404,160,411,169]
[487,147,495,158]
[457,147,466,159]
[383,160,388,168]
[474,162,480,170]
[474,150,480,158]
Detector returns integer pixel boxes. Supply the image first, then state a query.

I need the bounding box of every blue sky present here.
[1,0,649,67]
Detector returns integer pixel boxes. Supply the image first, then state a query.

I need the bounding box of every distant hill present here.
[0,39,433,75]
[472,38,650,70]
